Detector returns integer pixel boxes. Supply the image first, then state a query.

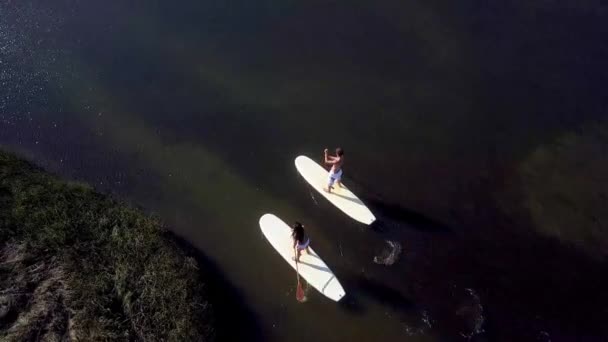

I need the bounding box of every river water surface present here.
[1,1,608,341]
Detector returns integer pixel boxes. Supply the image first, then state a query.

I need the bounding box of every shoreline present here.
[0,150,224,340]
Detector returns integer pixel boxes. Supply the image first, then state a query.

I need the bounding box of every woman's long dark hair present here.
[292,222,305,243]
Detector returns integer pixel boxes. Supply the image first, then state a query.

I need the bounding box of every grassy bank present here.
[0,151,214,341]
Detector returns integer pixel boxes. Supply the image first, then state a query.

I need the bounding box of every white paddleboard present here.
[259,214,346,302]
[295,155,376,225]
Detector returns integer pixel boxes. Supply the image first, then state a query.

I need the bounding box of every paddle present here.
[294,253,306,302]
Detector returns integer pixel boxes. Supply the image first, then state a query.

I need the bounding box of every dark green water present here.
[2,0,608,340]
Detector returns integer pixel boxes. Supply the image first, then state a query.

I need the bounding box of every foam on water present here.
[373,240,402,266]
[456,288,485,339]
[403,310,433,336]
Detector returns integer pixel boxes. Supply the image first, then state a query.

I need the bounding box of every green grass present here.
[0,151,214,341]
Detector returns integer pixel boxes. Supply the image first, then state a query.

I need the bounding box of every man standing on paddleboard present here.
[323,147,344,193]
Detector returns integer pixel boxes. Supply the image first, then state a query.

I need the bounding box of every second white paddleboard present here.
[259,214,345,302]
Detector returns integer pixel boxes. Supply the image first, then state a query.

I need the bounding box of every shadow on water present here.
[367,202,452,235]
[169,234,264,341]
[355,276,414,312]
[338,275,415,315]
[346,175,453,234]
[338,275,436,335]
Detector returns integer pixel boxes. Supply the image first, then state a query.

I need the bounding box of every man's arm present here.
[325,156,339,165]
[325,156,338,165]
[324,149,338,164]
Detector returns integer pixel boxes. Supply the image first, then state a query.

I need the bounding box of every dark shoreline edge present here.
[167,233,264,341]
[0,150,261,341]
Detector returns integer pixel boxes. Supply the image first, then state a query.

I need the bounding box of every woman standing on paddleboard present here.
[323,147,344,193]
[292,222,311,262]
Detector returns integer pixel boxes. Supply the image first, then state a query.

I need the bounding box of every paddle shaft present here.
[295,250,301,283]
[295,250,304,301]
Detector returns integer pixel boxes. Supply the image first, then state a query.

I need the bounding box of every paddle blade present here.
[296,281,306,302]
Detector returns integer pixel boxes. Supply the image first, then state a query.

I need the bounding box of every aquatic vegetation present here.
[0,151,215,341]
[519,122,608,258]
